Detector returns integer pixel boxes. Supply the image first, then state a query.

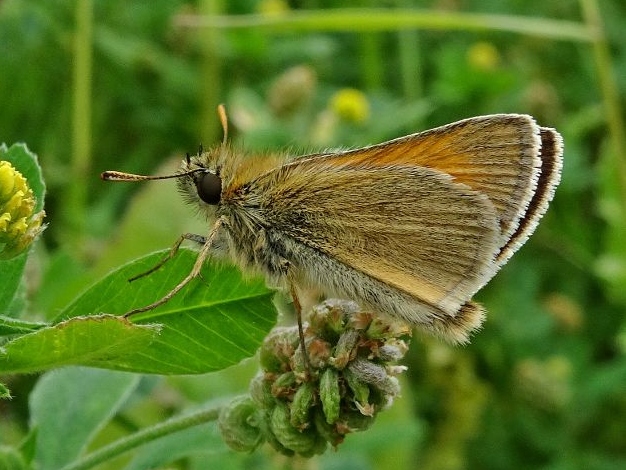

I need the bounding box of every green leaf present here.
[0,381,11,399]
[58,248,278,374]
[0,315,160,374]
[0,252,28,315]
[30,367,140,470]
[0,314,47,336]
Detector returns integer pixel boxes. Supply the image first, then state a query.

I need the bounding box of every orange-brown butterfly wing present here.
[300,114,547,259]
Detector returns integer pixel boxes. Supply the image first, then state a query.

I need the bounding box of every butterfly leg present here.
[124,219,223,317]
[283,261,312,377]
[128,233,208,282]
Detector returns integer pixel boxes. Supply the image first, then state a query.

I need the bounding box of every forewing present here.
[258,160,501,315]
[298,114,543,253]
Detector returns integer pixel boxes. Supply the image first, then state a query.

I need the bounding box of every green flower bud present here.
[378,341,409,362]
[330,329,359,369]
[343,367,371,415]
[270,402,317,454]
[313,408,344,447]
[347,358,386,385]
[337,408,376,434]
[249,373,274,408]
[271,371,297,398]
[290,382,315,429]
[320,368,341,424]
[347,358,401,400]
[262,415,295,457]
[306,337,332,369]
[218,396,264,452]
[309,299,358,339]
[0,161,45,259]
[297,432,328,458]
[259,326,299,373]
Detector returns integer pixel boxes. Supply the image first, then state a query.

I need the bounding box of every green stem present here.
[357,0,383,91]
[199,0,224,145]
[174,8,597,43]
[70,0,93,249]
[359,34,383,91]
[395,0,423,103]
[580,0,626,214]
[60,405,222,470]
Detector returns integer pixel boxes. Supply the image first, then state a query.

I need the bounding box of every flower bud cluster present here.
[0,161,45,259]
[219,299,411,457]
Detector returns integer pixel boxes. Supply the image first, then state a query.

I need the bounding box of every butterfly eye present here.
[196,171,222,205]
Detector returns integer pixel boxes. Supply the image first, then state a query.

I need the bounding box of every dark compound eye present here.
[196,171,222,205]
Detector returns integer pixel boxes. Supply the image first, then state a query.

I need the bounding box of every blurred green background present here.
[1,0,626,468]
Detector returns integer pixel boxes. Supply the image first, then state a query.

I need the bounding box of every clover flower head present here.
[0,160,45,259]
[219,299,411,457]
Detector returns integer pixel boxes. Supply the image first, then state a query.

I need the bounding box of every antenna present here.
[102,105,230,182]
[217,103,228,147]
[101,168,203,182]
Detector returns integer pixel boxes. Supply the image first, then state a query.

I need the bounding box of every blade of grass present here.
[69,0,93,251]
[174,8,597,43]
[580,0,626,213]
[395,0,423,104]
[199,0,224,145]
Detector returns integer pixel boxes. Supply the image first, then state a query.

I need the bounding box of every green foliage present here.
[58,249,277,374]
[0,253,28,315]
[1,0,626,469]
[0,315,159,373]
[29,368,140,470]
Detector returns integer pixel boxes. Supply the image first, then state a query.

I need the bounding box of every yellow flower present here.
[0,160,45,259]
[466,41,500,71]
[329,88,370,124]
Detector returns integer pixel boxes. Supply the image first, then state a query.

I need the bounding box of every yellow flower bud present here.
[0,164,16,200]
[0,160,45,259]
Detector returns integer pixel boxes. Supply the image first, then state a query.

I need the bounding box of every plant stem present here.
[60,405,222,470]
[174,8,597,43]
[358,0,383,91]
[199,0,224,145]
[580,0,626,214]
[395,0,423,104]
[69,0,93,250]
